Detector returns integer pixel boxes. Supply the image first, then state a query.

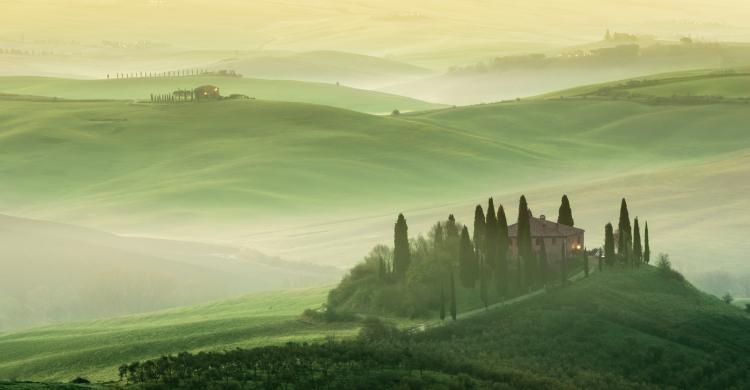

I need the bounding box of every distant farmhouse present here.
[194,85,221,100]
[508,215,584,262]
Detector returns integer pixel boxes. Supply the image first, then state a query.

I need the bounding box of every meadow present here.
[0,76,444,114]
[1,80,748,274]
[0,286,365,382]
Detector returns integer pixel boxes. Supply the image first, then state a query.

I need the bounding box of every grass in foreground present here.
[0,286,359,383]
[24,265,749,389]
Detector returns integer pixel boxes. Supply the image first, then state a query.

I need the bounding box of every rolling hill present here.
[2,266,748,387]
[207,50,433,89]
[1,84,749,277]
[0,214,341,331]
[0,76,445,114]
[0,286,363,383]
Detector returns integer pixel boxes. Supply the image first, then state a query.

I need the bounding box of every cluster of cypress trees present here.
[150,90,196,103]
[602,198,650,267]
[391,194,579,321]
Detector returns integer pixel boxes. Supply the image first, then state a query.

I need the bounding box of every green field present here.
[0,76,445,114]
[0,286,364,382]
[2,266,749,388]
[1,86,749,273]
[542,69,750,99]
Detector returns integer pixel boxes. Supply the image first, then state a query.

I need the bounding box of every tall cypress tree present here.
[496,205,510,298]
[459,226,477,288]
[473,205,486,257]
[439,283,446,321]
[557,195,574,226]
[604,223,616,266]
[617,199,632,265]
[484,198,498,269]
[449,272,457,320]
[393,214,411,278]
[434,222,444,251]
[632,218,642,266]
[517,196,534,289]
[445,214,459,240]
[644,222,651,264]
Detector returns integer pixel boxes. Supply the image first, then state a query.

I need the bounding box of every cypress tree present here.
[633,218,642,266]
[445,214,459,240]
[439,283,446,321]
[517,196,534,289]
[644,222,651,264]
[459,226,477,288]
[617,198,632,265]
[393,214,411,278]
[557,194,574,226]
[449,272,457,320]
[484,198,498,269]
[473,205,486,256]
[434,222,444,251]
[496,205,510,298]
[604,223,616,266]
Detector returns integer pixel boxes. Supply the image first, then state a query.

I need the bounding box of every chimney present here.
[540,215,546,221]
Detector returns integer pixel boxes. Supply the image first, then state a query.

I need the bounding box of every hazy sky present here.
[2,0,749,56]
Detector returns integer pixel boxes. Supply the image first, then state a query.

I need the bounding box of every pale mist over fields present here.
[0,0,749,331]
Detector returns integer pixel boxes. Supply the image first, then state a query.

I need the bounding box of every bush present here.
[656,253,684,282]
[71,376,91,384]
[358,317,403,342]
[722,293,734,304]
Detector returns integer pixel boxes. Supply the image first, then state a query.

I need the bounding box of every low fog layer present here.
[0,214,341,331]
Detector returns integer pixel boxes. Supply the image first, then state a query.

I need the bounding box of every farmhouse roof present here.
[508,215,584,238]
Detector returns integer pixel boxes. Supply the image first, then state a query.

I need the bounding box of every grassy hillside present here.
[208,50,432,89]
[0,214,340,331]
[0,286,364,383]
[0,76,444,114]
[1,92,749,273]
[542,68,750,99]
[7,266,749,388]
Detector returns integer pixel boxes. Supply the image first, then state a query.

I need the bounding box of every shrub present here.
[722,293,734,304]
[656,253,684,282]
[358,317,403,342]
[391,109,401,116]
[71,376,91,384]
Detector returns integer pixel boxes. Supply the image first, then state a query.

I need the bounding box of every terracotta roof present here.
[508,216,584,238]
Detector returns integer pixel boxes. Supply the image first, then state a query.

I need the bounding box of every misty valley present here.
[1,1,750,389]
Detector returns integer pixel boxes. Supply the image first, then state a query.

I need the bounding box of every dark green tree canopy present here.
[604,222,616,265]
[484,198,498,268]
[557,194,574,226]
[473,205,486,255]
[617,198,632,261]
[393,213,411,277]
[459,226,478,288]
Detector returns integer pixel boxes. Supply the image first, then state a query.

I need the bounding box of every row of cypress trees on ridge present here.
[387,195,587,318]
[386,195,651,320]
[602,198,651,268]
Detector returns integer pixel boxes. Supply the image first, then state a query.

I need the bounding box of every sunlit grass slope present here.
[0,76,445,114]
[543,69,750,99]
[1,96,749,234]
[415,266,750,388]
[0,286,358,383]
